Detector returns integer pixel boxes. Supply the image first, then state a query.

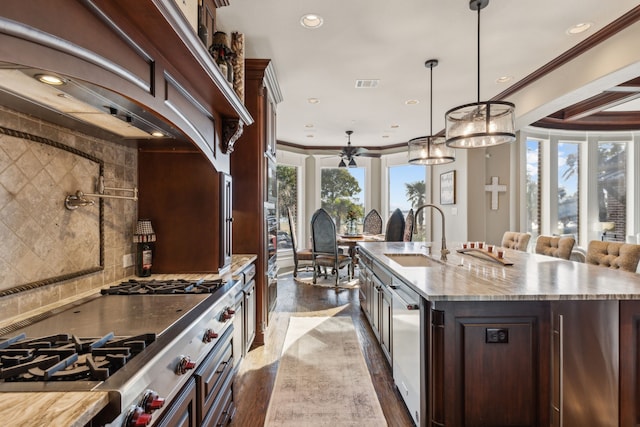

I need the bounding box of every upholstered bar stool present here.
[501,231,532,252]
[535,235,575,260]
[586,241,640,273]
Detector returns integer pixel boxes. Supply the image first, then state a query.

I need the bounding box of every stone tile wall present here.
[0,106,137,324]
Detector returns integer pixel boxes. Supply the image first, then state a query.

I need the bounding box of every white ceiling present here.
[216,0,639,150]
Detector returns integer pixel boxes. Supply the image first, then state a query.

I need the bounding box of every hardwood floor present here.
[230,271,415,427]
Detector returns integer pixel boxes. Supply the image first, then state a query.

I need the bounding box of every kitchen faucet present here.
[414,204,449,261]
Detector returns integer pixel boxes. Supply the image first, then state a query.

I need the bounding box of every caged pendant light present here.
[408,59,455,165]
[445,0,515,149]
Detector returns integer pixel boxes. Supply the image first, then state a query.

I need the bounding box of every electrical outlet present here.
[486,328,509,344]
[123,253,134,268]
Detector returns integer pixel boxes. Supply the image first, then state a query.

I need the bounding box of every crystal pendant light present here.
[445,0,515,149]
[408,59,455,165]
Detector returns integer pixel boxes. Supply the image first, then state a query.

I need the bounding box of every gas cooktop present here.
[100,278,226,295]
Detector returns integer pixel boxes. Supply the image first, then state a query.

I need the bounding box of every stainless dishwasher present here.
[391,277,423,427]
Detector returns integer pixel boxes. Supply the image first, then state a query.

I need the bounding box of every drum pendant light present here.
[408,59,455,165]
[445,0,515,149]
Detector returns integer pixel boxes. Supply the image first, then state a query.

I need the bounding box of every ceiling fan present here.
[338,130,373,167]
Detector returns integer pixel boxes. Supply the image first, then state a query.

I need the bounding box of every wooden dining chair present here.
[534,235,575,260]
[310,208,352,286]
[403,209,415,242]
[363,209,383,235]
[287,207,313,277]
[586,240,640,272]
[385,208,405,242]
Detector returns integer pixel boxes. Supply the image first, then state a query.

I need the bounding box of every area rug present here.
[264,316,388,427]
[293,270,360,289]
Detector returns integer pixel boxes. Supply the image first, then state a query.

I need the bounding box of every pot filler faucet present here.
[414,204,449,262]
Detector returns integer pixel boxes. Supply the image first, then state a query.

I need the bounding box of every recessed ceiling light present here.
[35,74,66,86]
[307,98,320,104]
[304,123,314,128]
[382,135,390,138]
[390,124,400,128]
[405,99,419,105]
[300,14,323,29]
[566,22,593,35]
[496,76,513,84]
[306,134,314,138]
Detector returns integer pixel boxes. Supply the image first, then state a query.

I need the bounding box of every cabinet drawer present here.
[196,326,234,424]
[243,263,256,284]
[201,366,235,427]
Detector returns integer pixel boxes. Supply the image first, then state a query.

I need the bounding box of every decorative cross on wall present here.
[485,176,507,210]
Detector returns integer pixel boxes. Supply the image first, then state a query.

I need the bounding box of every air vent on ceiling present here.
[355,79,380,89]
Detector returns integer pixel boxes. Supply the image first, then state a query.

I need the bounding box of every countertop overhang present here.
[357,241,640,302]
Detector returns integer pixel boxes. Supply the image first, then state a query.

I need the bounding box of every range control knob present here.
[175,355,196,375]
[140,390,165,412]
[123,405,152,427]
[203,328,219,343]
[221,307,234,321]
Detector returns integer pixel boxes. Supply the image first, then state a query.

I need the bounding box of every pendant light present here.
[445,0,515,149]
[408,59,455,165]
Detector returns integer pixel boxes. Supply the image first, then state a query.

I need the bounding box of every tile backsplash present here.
[0,106,137,324]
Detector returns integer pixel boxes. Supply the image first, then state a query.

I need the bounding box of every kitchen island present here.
[357,241,640,427]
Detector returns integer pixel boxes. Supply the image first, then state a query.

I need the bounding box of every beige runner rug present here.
[264,316,388,427]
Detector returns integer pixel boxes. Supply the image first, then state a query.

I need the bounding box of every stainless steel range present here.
[0,277,240,426]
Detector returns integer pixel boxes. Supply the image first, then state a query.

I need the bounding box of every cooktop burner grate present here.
[0,332,155,382]
[100,278,226,295]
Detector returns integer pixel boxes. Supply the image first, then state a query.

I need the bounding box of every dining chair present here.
[534,235,575,260]
[310,208,352,286]
[403,209,415,242]
[385,209,405,242]
[287,207,313,277]
[363,209,383,235]
[586,240,640,273]
[501,231,531,252]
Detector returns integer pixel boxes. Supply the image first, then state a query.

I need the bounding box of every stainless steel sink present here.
[384,253,441,267]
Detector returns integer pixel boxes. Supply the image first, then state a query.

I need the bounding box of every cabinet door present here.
[245,279,256,351]
[219,172,233,269]
[232,293,244,369]
[380,285,392,364]
[371,276,381,339]
[156,378,197,427]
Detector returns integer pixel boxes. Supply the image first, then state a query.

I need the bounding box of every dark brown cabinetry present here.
[195,326,235,427]
[231,59,281,345]
[138,151,232,273]
[430,301,550,427]
[156,378,197,427]
[232,262,256,368]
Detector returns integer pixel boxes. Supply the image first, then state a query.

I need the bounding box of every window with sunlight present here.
[557,142,579,239]
[277,165,298,250]
[321,167,365,234]
[598,142,626,242]
[526,139,541,238]
[389,164,427,240]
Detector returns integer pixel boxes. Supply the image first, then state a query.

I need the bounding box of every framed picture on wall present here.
[440,170,456,205]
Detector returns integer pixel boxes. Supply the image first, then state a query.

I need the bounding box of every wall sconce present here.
[65,175,138,210]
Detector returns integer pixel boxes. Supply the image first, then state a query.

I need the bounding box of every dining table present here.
[337,233,386,276]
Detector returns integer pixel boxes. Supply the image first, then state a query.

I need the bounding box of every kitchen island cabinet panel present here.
[156,377,197,427]
[432,301,550,427]
[619,300,640,426]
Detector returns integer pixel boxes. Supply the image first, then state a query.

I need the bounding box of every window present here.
[598,142,626,241]
[525,139,541,238]
[388,164,427,239]
[557,142,579,238]
[321,167,365,234]
[277,165,298,250]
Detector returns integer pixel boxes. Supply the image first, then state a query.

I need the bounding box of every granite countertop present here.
[358,241,640,302]
[0,254,257,427]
